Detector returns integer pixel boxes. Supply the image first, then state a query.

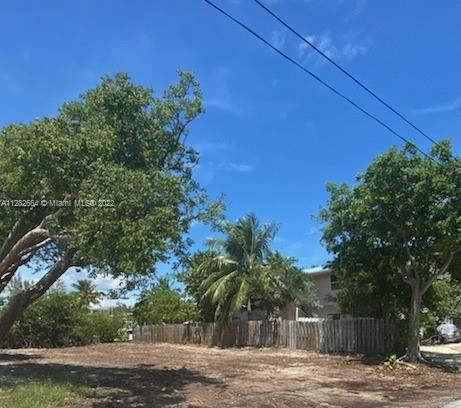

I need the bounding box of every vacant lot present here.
[0,343,460,407]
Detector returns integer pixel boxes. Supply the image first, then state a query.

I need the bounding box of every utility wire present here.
[203,0,436,162]
[252,0,438,146]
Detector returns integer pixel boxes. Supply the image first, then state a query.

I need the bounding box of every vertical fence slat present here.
[132,317,398,355]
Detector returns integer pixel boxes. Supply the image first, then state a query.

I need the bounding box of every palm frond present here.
[229,278,250,314]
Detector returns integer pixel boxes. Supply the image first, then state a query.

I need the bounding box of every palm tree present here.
[198,213,277,324]
[72,279,101,306]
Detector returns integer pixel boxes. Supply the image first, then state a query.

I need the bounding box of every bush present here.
[78,310,126,343]
[133,281,199,325]
[6,290,84,348]
[5,288,127,348]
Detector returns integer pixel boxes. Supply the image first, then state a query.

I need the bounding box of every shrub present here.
[133,281,199,325]
[5,288,127,348]
[82,310,126,343]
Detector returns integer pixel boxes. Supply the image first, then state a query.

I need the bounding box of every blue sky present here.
[1,0,460,301]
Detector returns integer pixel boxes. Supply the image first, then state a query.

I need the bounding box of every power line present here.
[252,0,438,146]
[203,0,436,162]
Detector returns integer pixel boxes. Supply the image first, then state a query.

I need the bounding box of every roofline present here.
[303,267,333,276]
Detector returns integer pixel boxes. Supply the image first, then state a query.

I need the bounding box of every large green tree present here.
[0,72,222,339]
[197,213,315,324]
[132,278,198,325]
[429,275,461,321]
[320,142,461,361]
[178,250,220,322]
[260,251,317,316]
[198,214,278,324]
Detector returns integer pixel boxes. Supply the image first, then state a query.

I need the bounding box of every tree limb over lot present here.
[320,141,461,362]
[0,71,223,339]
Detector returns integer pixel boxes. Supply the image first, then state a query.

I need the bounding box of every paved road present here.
[421,343,461,370]
[442,402,461,408]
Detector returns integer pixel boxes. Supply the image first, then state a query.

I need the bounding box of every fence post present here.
[317,319,324,352]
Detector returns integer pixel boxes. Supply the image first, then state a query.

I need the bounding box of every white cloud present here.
[219,162,253,173]
[91,297,135,310]
[298,33,337,60]
[271,30,286,50]
[206,98,244,116]
[298,32,369,64]
[342,42,368,58]
[54,268,123,293]
[412,96,461,115]
[351,0,367,16]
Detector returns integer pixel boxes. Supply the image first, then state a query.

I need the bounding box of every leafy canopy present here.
[132,278,198,325]
[0,71,222,290]
[320,141,461,317]
[197,213,315,323]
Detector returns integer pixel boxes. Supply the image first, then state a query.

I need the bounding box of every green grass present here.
[0,379,88,408]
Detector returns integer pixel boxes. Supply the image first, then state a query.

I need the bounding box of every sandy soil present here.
[1,343,460,407]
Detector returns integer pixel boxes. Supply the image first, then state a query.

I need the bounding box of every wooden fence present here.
[133,318,398,355]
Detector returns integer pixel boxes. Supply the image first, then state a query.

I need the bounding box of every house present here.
[281,267,341,320]
[306,267,340,318]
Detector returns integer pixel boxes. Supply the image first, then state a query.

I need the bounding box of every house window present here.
[330,274,340,291]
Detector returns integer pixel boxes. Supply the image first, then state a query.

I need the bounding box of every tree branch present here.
[0,250,75,341]
[0,208,35,261]
[159,117,194,170]
[0,200,76,289]
[0,226,49,282]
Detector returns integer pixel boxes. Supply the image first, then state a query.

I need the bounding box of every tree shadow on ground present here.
[0,356,225,407]
[0,352,42,362]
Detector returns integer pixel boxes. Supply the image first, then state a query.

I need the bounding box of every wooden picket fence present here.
[133,318,398,355]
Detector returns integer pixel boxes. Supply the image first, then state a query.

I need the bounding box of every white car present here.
[437,323,461,343]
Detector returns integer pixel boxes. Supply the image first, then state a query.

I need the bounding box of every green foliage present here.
[196,213,316,323]
[5,285,127,348]
[77,309,126,343]
[0,71,223,289]
[419,308,438,338]
[7,288,84,347]
[383,353,416,370]
[178,250,220,322]
[430,275,461,320]
[197,213,277,323]
[383,353,399,369]
[319,141,461,359]
[72,279,101,306]
[0,380,85,408]
[260,251,317,316]
[319,142,461,318]
[133,279,198,325]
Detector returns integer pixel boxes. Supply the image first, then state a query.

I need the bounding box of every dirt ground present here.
[1,343,460,408]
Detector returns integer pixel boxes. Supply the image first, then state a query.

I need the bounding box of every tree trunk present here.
[247,297,252,313]
[407,284,422,362]
[0,252,74,343]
